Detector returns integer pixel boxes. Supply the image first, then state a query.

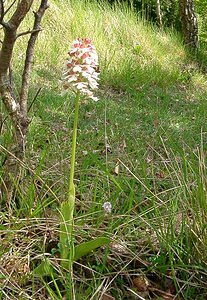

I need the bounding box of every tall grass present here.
[13,0,202,91]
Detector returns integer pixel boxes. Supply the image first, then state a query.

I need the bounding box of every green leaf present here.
[74,237,111,261]
[134,44,141,54]
[33,259,54,277]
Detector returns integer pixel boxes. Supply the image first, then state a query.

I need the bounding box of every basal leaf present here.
[74,237,111,261]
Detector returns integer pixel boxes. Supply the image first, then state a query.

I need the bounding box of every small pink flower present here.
[63,38,99,100]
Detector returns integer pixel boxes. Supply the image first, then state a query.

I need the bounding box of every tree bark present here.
[179,0,198,49]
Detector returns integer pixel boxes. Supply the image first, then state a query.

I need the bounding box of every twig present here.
[28,87,42,112]
[16,28,42,39]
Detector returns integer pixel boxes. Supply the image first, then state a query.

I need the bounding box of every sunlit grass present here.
[12,0,206,92]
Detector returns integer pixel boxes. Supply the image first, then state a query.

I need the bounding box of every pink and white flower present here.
[63,38,99,101]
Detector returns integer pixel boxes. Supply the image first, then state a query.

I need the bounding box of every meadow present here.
[1,0,207,299]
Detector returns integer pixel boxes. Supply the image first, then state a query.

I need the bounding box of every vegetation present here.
[1,0,207,299]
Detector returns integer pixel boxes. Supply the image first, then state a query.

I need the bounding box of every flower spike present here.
[63,38,99,101]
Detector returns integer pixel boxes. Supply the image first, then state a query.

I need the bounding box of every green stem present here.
[67,90,80,300]
[69,90,80,195]
[59,91,80,299]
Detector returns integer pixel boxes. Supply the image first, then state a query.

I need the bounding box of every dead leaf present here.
[113,162,119,175]
[156,171,165,179]
[110,242,128,255]
[133,276,150,292]
[153,119,160,127]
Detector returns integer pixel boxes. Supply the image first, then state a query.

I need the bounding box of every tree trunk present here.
[155,0,163,28]
[179,0,198,49]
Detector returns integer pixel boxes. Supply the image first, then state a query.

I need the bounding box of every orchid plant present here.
[61,37,99,262]
[34,39,110,298]
[60,38,110,296]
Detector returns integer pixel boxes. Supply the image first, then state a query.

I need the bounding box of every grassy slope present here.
[1,0,207,299]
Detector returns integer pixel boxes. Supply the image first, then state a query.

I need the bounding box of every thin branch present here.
[28,87,42,112]
[16,27,42,39]
[0,0,4,24]
[4,0,17,16]
[20,0,49,116]
[2,1,33,31]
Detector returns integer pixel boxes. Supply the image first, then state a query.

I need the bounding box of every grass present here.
[1,0,207,299]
